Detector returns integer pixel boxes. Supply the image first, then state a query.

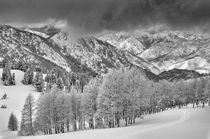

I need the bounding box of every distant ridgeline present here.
[132,68,209,82]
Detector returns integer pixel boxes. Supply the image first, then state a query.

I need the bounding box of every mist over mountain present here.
[1,0,210,34]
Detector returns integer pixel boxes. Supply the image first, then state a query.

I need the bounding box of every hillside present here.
[0,25,70,72]
[0,25,158,77]
[0,69,40,137]
[17,108,210,139]
[1,25,210,81]
[98,30,210,74]
[1,70,209,139]
[1,26,210,139]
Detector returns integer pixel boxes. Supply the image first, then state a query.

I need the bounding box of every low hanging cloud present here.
[1,0,210,33]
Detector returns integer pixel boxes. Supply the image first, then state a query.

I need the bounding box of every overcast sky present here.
[1,0,210,33]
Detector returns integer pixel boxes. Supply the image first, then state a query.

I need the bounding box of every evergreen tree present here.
[11,73,16,85]
[44,71,51,83]
[1,62,15,86]
[22,68,34,85]
[19,94,35,136]
[49,69,57,85]
[1,93,7,99]
[56,77,64,90]
[8,113,18,131]
[33,72,44,92]
[44,69,57,90]
[1,60,9,82]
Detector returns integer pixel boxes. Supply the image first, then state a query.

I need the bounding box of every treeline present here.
[21,65,89,93]
[19,68,210,136]
[1,57,88,92]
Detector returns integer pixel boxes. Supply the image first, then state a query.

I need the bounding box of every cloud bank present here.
[0,0,210,33]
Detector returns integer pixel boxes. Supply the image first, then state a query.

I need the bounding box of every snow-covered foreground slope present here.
[0,69,39,138]
[135,107,210,139]
[1,107,208,139]
[0,68,210,139]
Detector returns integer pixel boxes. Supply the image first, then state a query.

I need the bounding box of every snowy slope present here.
[138,31,210,74]
[162,57,210,74]
[97,31,145,56]
[20,109,187,139]
[23,28,50,39]
[52,33,160,75]
[0,69,209,139]
[98,30,210,74]
[0,25,70,72]
[0,69,40,134]
[2,107,209,139]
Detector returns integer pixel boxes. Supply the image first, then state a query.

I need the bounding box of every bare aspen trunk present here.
[66,119,70,132]
[125,117,128,126]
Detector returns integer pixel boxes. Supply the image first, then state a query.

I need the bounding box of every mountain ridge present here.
[1,24,210,81]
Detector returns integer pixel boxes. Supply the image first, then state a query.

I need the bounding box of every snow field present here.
[0,69,40,133]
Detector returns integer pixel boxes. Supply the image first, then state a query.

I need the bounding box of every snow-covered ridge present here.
[96,29,210,74]
[24,28,50,39]
[1,24,210,79]
[162,57,210,74]
[0,25,70,72]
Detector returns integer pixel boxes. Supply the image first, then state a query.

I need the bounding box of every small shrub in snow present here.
[1,104,7,109]
[1,93,7,99]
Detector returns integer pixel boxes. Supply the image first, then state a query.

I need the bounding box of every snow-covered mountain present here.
[1,24,210,81]
[0,25,70,72]
[23,25,60,39]
[98,30,210,74]
[52,32,160,75]
[0,25,157,78]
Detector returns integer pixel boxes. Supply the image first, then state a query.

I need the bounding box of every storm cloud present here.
[1,0,210,32]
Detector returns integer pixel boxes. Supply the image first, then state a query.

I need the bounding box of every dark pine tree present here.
[22,68,34,85]
[33,72,44,92]
[56,77,64,90]
[2,61,15,86]
[8,113,18,131]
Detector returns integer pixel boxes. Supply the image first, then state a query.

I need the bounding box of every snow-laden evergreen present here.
[8,113,18,131]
